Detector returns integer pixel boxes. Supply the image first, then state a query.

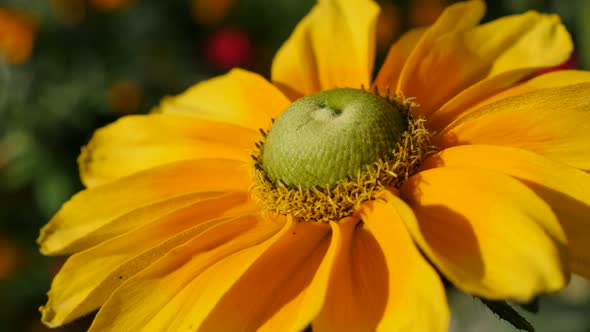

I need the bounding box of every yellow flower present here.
[107,80,143,115]
[0,235,21,280]
[191,0,237,26]
[0,8,36,64]
[38,0,590,331]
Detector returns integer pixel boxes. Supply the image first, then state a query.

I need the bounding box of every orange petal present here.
[0,9,36,64]
[400,167,568,301]
[88,214,287,331]
[196,220,332,331]
[397,0,485,114]
[399,1,571,116]
[79,114,259,187]
[255,220,343,332]
[40,192,248,327]
[38,159,251,255]
[313,195,448,332]
[421,144,590,279]
[430,70,590,131]
[271,0,379,98]
[373,27,427,92]
[156,68,290,130]
[436,82,590,170]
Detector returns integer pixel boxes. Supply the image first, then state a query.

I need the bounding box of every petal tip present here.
[40,304,60,328]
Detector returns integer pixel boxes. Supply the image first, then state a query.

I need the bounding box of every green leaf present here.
[478,298,535,332]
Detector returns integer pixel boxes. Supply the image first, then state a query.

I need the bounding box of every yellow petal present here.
[483,12,571,77]
[397,0,485,114]
[195,221,332,331]
[271,0,379,98]
[421,145,590,279]
[79,113,259,187]
[256,220,342,332]
[430,70,590,131]
[38,159,250,255]
[373,27,427,92]
[399,2,571,116]
[42,193,252,327]
[400,167,568,301]
[40,193,248,327]
[436,83,590,170]
[313,198,448,332]
[156,68,290,130]
[88,214,287,332]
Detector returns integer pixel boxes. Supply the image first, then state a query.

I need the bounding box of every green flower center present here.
[262,88,407,188]
[251,88,434,223]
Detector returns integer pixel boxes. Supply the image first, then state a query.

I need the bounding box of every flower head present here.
[0,8,36,64]
[39,0,590,331]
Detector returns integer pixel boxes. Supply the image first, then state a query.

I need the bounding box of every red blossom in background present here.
[203,27,253,70]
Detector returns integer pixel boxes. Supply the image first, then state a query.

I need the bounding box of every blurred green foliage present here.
[0,0,589,331]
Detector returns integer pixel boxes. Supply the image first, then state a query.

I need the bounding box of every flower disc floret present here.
[252,89,435,223]
[262,88,407,188]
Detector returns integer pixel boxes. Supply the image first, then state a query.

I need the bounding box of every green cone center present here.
[262,88,408,189]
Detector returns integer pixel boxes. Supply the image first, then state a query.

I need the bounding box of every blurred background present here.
[0,0,588,331]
